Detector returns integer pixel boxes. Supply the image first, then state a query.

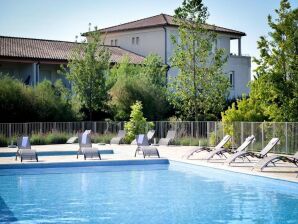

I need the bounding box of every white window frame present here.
[229,71,235,89]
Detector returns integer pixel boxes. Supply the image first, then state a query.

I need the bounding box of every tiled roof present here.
[96,14,246,36]
[0,36,145,64]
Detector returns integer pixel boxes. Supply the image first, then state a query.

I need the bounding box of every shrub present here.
[91,133,115,144]
[108,55,171,121]
[0,135,8,147]
[0,75,79,122]
[124,101,154,143]
[30,132,71,145]
[173,137,207,146]
[45,132,71,144]
[30,133,47,145]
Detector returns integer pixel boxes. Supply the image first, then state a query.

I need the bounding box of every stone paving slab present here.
[0,144,297,183]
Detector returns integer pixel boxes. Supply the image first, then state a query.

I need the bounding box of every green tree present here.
[124,101,154,143]
[169,0,230,121]
[141,53,168,87]
[252,0,298,121]
[222,0,298,123]
[60,27,110,120]
[108,54,171,120]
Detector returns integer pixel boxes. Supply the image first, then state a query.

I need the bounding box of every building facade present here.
[0,36,145,87]
[93,14,251,98]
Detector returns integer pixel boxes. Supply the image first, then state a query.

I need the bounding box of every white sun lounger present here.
[110,130,126,144]
[225,138,280,166]
[66,136,78,144]
[158,130,176,146]
[254,151,298,171]
[134,134,160,158]
[206,135,255,161]
[16,136,38,162]
[77,130,101,160]
[186,135,231,159]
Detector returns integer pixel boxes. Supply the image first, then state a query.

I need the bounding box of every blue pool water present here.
[0,162,298,224]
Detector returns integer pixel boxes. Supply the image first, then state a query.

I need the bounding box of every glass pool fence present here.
[0,121,297,154]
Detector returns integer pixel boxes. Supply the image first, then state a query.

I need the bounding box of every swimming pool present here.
[0,161,297,223]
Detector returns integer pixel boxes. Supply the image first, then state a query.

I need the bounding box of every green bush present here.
[108,55,171,121]
[0,135,8,147]
[30,133,47,145]
[45,132,71,144]
[173,137,208,146]
[91,133,115,144]
[124,101,154,143]
[0,75,79,122]
[30,132,72,145]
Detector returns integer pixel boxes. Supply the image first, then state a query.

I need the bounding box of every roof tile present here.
[97,14,246,36]
[0,36,145,64]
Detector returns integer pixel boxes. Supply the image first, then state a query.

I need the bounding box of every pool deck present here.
[0,144,297,183]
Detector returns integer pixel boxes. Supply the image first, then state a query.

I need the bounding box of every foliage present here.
[108,55,171,120]
[33,80,77,121]
[173,137,207,146]
[30,132,72,145]
[222,0,298,124]
[0,75,78,122]
[59,27,110,120]
[141,54,168,87]
[30,133,47,145]
[222,94,268,136]
[251,0,298,121]
[0,135,8,147]
[124,101,154,143]
[91,133,115,144]
[168,0,230,121]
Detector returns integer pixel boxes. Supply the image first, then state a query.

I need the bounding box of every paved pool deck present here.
[0,144,297,183]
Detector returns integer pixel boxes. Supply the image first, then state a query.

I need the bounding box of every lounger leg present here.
[134,149,138,157]
[36,155,38,162]
[98,152,101,160]
[84,155,86,160]
[156,150,160,158]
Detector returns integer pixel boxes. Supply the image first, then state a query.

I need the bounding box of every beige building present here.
[90,14,251,98]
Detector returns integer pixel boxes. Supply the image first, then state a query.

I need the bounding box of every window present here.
[111,40,114,46]
[115,39,118,46]
[229,71,235,88]
[212,39,218,53]
[136,37,139,45]
[132,37,135,44]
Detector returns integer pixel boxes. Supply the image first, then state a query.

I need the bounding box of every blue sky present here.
[0,0,297,70]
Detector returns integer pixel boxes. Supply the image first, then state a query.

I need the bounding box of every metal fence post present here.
[262,122,264,149]
[207,122,210,145]
[9,123,11,139]
[93,122,96,133]
[241,122,243,144]
[285,122,288,154]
